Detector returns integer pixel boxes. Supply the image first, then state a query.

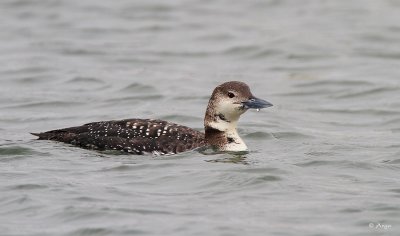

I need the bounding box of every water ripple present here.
[2,101,83,109]
[68,228,146,236]
[296,160,375,170]
[65,77,106,85]
[119,82,157,93]
[271,132,314,140]
[103,95,163,103]
[0,146,35,155]
[355,49,400,60]
[67,227,113,236]
[244,131,274,140]
[333,86,400,99]
[309,108,400,116]
[6,184,48,190]
[294,79,373,88]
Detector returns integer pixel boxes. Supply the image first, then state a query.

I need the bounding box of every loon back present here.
[32,119,205,155]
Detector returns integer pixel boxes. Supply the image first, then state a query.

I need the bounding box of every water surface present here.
[1,0,400,235]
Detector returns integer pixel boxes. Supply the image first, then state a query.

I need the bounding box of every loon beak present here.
[242,96,273,109]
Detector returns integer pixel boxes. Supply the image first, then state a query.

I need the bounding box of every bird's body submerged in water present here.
[32,81,272,155]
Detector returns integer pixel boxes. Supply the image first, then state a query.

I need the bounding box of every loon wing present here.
[31,119,205,155]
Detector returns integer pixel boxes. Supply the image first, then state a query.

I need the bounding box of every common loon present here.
[32,81,272,155]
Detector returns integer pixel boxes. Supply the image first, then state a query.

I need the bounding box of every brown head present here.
[204,81,272,151]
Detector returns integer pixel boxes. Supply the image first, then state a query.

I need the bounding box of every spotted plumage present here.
[32,119,205,155]
[32,81,273,155]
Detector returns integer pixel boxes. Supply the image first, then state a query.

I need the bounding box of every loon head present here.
[204,81,272,152]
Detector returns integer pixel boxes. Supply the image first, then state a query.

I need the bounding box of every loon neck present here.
[204,109,248,151]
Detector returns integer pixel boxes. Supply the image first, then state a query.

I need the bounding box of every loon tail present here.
[31,132,52,140]
[30,131,71,140]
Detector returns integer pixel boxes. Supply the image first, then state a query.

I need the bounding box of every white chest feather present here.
[220,129,248,151]
[207,120,248,152]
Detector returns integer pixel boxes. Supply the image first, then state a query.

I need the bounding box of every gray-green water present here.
[1,0,400,235]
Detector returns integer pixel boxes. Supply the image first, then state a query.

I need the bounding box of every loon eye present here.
[228,92,235,98]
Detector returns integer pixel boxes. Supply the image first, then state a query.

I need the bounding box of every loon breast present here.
[32,119,206,155]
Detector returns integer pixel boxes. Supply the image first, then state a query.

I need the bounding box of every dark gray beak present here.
[242,96,273,109]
